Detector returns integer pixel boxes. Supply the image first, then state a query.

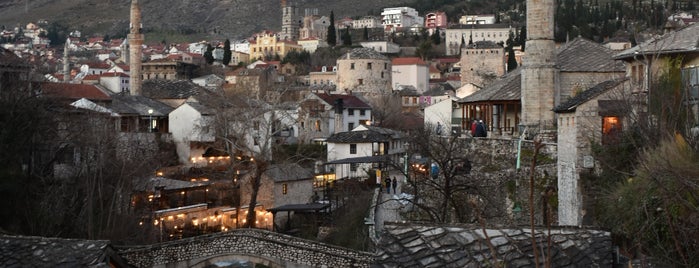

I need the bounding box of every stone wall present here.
[117,229,375,268]
[557,71,625,105]
[336,58,391,95]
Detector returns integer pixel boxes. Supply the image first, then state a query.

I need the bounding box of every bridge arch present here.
[117,229,374,268]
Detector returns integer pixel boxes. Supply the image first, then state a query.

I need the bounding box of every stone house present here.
[298,93,372,143]
[460,41,505,89]
[391,57,429,93]
[239,163,314,228]
[554,78,630,226]
[336,47,392,96]
[445,24,513,56]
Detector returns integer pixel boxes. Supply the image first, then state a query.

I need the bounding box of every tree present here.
[506,30,518,72]
[342,27,352,46]
[363,26,369,41]
[222,39,232,66]
[327,11,337,46]
[203,44,214,64]
[431,28,441,45]
[415,40,432,60]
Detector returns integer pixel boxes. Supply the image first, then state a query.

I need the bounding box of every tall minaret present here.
[63,37,70,82]
[128,0,144,96]
[520,0,557,128]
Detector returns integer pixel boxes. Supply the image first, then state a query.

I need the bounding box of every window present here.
[384,63,387,70]
[315,120,322,131]
[602,116,621,144]
[348,122,354,130]
[348,108,354,115]
[367,63,372,69]
[350,144,357,154]
[350,163,358,171]
[350,63,355,70]
[359,109,366,116]
[358,79,363,85]
[381,72,384,78]
[282,183,288,194]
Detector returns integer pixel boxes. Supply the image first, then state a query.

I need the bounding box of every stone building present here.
[299,15,330,41]
[460,41,506,88]
[445,24,513,56]
[280,0,299,41]
[554,78,630,226]
[335,48,392,96]
[128,0,144,96]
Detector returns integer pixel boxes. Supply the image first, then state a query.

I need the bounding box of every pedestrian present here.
[392,177,397,194]
[470,119,477,136]
[385,177,391,193]
[475,120,487,137]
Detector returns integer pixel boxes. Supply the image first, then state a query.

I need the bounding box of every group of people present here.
[384,177,398,194]
[471,119,488,137]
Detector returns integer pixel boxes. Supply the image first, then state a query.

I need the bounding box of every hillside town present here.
[1,0,699,267]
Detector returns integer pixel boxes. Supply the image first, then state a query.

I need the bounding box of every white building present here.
[459,14,496,25]
[169,101,216,165]
[99,72,130,94]
[423,97,461,136]
[391,57,429,93]
[445,24,513,56]
[326,125,406,181]
[359,41,400,54]
[351,16,382,29]
[381,7,424,32]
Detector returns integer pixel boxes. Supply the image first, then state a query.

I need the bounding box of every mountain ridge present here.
[0,0,411,41]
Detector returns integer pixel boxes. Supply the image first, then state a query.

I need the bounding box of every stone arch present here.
[189,253,286,268]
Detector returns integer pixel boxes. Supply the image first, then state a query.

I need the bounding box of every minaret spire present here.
[128,0,144,96]
[63,37,70,82]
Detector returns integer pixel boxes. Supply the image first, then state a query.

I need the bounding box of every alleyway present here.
[374,178,404,234]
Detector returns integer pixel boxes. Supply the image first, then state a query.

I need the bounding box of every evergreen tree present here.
[223,39,232,66]
[204,44,214,64]
[431,28,441,45]
[327,11,337,46]
[363,26,369,41]
[506,31,518,72]
[342,27,352,46]
[518,26,526,51]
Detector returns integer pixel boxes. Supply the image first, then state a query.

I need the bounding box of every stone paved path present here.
[374,182,403,234]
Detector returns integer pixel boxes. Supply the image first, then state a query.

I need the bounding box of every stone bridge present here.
[116,229,375,268]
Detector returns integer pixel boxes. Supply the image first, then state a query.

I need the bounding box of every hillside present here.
[0,0,412,42]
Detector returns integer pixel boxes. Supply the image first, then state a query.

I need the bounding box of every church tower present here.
[128,0,144,96]
[520,0,557,129]
[280,0,299,41]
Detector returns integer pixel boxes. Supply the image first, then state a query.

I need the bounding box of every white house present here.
[392,57,429,93]
[424,97,461,136]
[359,41,400,54]
[169,101,216,165]
[99,72,130,94]
[326,125,406,181]
[298,93,372,143]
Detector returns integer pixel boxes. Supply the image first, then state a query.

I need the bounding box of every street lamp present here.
[147,109,154,132]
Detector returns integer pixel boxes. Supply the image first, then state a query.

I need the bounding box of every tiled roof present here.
[265,163,313,182]
[459,68,521,103]
[41,82,111,101]
[553,78,628,113]
[100,72,129,78]
[315,93,372,108]
[0,47,27,67]
[133,176,211,192]
[392,57,427,66]
[338,47,389,61]
[375,223,613,267]
[326,130,391,143]
[0,235,116,267]
[142,79,203,99]
[185,102,216,115]
[84,61,111,69]
[557,37,625,72]
[108,94,173,116]
[615,22,699,59]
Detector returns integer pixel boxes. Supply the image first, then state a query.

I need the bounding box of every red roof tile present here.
[41,82,111,101]
[392,57,427,66]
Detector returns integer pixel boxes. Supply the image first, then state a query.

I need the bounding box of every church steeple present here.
[128,0,144,96]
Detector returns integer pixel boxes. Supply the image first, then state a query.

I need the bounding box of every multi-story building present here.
[336,48,392,95]
[309,66,336,89]
[249,31,302,60]
[425,11,448,31]
[381,7,424,32]
[459,14,496,25]
[351,16,382,29]
[298,93,372,143]
[445,24,514,56]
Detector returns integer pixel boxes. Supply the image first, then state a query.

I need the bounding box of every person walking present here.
[392,177,398,194]
[385,177,391,194]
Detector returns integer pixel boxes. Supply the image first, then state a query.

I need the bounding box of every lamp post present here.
[403,142,409,183]
[147,109,154,132]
